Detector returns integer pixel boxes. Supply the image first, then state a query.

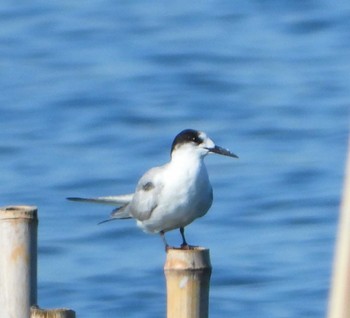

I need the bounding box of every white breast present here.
[138,155,213,233]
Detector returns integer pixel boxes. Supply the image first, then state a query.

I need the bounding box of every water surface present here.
[1,1,349,317]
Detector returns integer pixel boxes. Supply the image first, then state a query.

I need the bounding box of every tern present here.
[67,129,238,250]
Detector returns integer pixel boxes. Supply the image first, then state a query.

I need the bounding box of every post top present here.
[164,246,211,271]
[31,307,76,318]
[0,205,38,220]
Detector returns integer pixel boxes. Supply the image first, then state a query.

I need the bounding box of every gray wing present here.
[67,194,133,206]
[128,166,164,221]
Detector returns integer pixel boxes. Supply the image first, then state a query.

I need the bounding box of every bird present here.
[67,129,238,250]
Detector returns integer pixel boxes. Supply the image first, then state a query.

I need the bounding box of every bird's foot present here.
[164,244,197,251]
[180,243,197,250]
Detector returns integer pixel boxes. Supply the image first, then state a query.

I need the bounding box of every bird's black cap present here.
[171,129,203,154]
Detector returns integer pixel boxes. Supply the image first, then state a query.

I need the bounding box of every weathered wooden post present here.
[164,247,212,318]
[0,205,38,318]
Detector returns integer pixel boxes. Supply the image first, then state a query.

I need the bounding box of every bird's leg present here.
[180,227,190,249]
[160,231,170,252]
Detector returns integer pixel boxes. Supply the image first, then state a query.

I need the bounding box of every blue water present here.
[1,1,350,317]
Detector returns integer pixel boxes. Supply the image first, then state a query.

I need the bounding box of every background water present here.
[1,1,350,317]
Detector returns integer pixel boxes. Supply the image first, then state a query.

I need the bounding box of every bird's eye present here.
[191,136,202,144]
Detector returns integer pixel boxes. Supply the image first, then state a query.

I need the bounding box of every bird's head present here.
[170,129,238,160]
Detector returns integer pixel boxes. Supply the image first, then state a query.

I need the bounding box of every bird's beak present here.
[208,145,238,158]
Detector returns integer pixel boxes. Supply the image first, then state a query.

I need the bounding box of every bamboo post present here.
[0,205,76,318]
[31,307,76,318]
[164,247,212,318]
[328,139,350,318]
[0,205,38,318]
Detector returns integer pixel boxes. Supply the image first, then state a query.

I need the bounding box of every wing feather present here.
[67,194,133,206]
[129,167,163,221]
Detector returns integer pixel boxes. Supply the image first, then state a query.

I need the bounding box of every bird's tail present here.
[67,194,133,206]
[67,194,133,224]
[98,206,132,224]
